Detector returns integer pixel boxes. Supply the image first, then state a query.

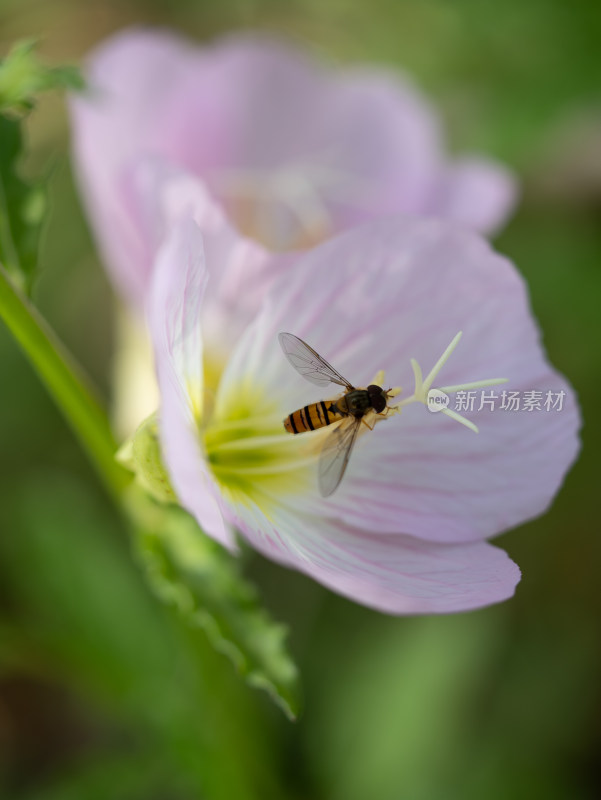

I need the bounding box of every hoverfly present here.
[279,332,395,497]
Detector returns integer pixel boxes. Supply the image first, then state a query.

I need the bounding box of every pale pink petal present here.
[133,34,509,232]
[225,502,520,614]
[183,48,444,225]
[425,157,519,235]
[69,29,195,306]
[219,217,580,544]
[293,67,443,227]
[148,217,233,549]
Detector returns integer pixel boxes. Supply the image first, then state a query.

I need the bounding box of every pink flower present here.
[147,211,579,614]
[70,28,517,311]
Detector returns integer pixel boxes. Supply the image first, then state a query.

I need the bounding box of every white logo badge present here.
[427,388,450,413]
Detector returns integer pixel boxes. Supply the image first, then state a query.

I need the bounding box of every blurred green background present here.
[1,0,600,798]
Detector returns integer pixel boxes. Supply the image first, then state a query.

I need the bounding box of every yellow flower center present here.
[202,365,322,514]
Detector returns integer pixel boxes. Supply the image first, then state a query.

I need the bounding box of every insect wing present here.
[318,417,361,497]
[279,332,352,389]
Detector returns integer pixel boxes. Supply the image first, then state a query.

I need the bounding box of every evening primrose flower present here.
[147,214,579,613]
[70,28,517,310]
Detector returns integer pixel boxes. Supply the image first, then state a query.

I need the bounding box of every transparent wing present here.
[279,332,352,389]
[318,417,361,497]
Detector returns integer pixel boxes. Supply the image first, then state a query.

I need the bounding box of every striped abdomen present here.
[284,399,347,434]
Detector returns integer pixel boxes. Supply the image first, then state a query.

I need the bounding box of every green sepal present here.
[129,491,301,720]
[117,414,176,504]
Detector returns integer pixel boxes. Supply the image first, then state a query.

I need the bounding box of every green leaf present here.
[0,40,84,292]
[0,115,46,292]
[131,494,301,720]
[0,39,84,115]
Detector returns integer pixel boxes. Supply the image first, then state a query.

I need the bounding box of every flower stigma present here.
[392,331,508,432]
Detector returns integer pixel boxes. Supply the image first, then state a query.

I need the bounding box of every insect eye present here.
[367,385,387,413]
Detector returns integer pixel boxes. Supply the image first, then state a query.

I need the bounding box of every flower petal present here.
[227,502,520,614]
[69,29,195,306]
[425,157,519,236]
[218,217,580,544]
[148,216,232,549]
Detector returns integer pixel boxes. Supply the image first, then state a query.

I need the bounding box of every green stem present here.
[0,265,131,501]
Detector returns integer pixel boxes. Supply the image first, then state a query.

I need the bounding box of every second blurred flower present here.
[70,28,517,309]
